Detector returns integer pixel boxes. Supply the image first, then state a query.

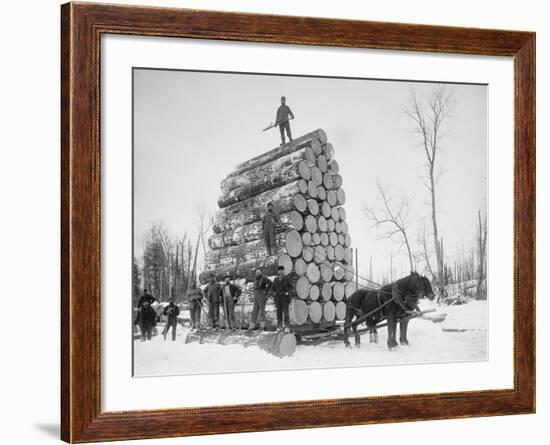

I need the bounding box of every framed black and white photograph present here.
[131,68,489,377]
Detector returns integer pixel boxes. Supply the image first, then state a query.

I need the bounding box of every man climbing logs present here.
[276,96,294,145]
[262,202,280,256]
[272,265,291,332]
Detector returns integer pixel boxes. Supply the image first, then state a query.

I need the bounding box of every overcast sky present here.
[133,68,486,282]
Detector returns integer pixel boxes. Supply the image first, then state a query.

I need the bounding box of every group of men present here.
[134,291,181,342]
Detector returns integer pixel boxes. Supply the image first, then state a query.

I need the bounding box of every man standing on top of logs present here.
[272,265,291,332]
[203,276,222,329]
[186,282,203,331]
[276,96,294,145]
[248,269,272,331]
[221,274,241,329]
[262,202,280,256]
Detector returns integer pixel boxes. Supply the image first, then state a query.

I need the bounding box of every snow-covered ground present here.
[134,300,487,377]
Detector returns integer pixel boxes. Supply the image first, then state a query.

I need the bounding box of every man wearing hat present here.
[275,96,295,145]
[262,202,281,256]
[272,265,291,332]
[137,288,156,309]
[203,276,222,329]
[249,269,273,331]
[162,297,180,341]
[221,274,242,329]
[185,282,203,331]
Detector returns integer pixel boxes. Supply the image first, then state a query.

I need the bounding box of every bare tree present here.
[405,85,453,289]
[365,180,415,272]
[476,210,488,299]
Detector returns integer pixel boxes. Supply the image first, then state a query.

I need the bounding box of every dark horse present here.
[343,272,435,349]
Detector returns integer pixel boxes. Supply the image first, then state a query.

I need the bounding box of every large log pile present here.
[200,129,355,329]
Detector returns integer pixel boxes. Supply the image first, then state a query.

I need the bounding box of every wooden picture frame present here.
[61,2,535,442]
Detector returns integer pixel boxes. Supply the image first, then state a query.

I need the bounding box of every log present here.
[343,247,353,264]
[309,284,320,301]
[332,282,345,301]
[328,159,339,174]
[317,185,327,201]
[323,142,335,159]
[298,178,308,195]
[305,215,317,233]
[313,245,327,265]
[338,207,347,221]
[294,193,308,213]
[320,263,333,282]
[209,211,297,249]
[294,258,307,276]
[335,221,342,234]
[344,263,355,281]
[296,276,310,299]
[212,180,302,233]
[321,201,332,218]
[334,245,345,262]
[278,253,294,275]
[218,159,311,207]
[307,199,319,216]
[285,229,303,257]
[320,232,329,247]
[290,299,308,325]
[337,188,346,205]
[321,282,332,301]
[310,166,323,186]
[311,138,323,156]
[329,232,338,247]
[341,221,349,234]
[333,263,345,280]
[327,190,338,206]
[338,233,346,245]
[307,180,318,198]
[345,282,357,299]
[302,232,312,246]
[220,146,315,195]
[200,255,280,283]
[303,246,314,262]
[309,301,323,323]
[323,172,334,189]
[323,301,336,322]
[335,301,347,320]
[290,210,304,232]
[185,330,297,358]
[327,218,336,232]
[317,155,328,173]
[306,262,321,283]
[318,215,328,232]
[229,129,326,177]
[333,173,343,188]
[205,233,286,267]
[311,232,321,245]
[326,245,335,261]
[331,206,340,222]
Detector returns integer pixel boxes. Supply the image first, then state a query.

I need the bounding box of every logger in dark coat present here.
[249,269,272,331]
[135,300,157,342]
[275,96,294,145]
[262,202,281,256]
[186,282,203,331]
[203,277,222,328]
[137,288,156,308]
[272,266,291,331]
[221,274,242,329]
[162,298,180,341]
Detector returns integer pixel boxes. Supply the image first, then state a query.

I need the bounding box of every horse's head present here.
[410,272,435,300]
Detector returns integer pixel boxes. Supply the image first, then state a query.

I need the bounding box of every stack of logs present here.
[199,129,357,329]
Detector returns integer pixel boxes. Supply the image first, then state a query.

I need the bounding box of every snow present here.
[133,300,488,377]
